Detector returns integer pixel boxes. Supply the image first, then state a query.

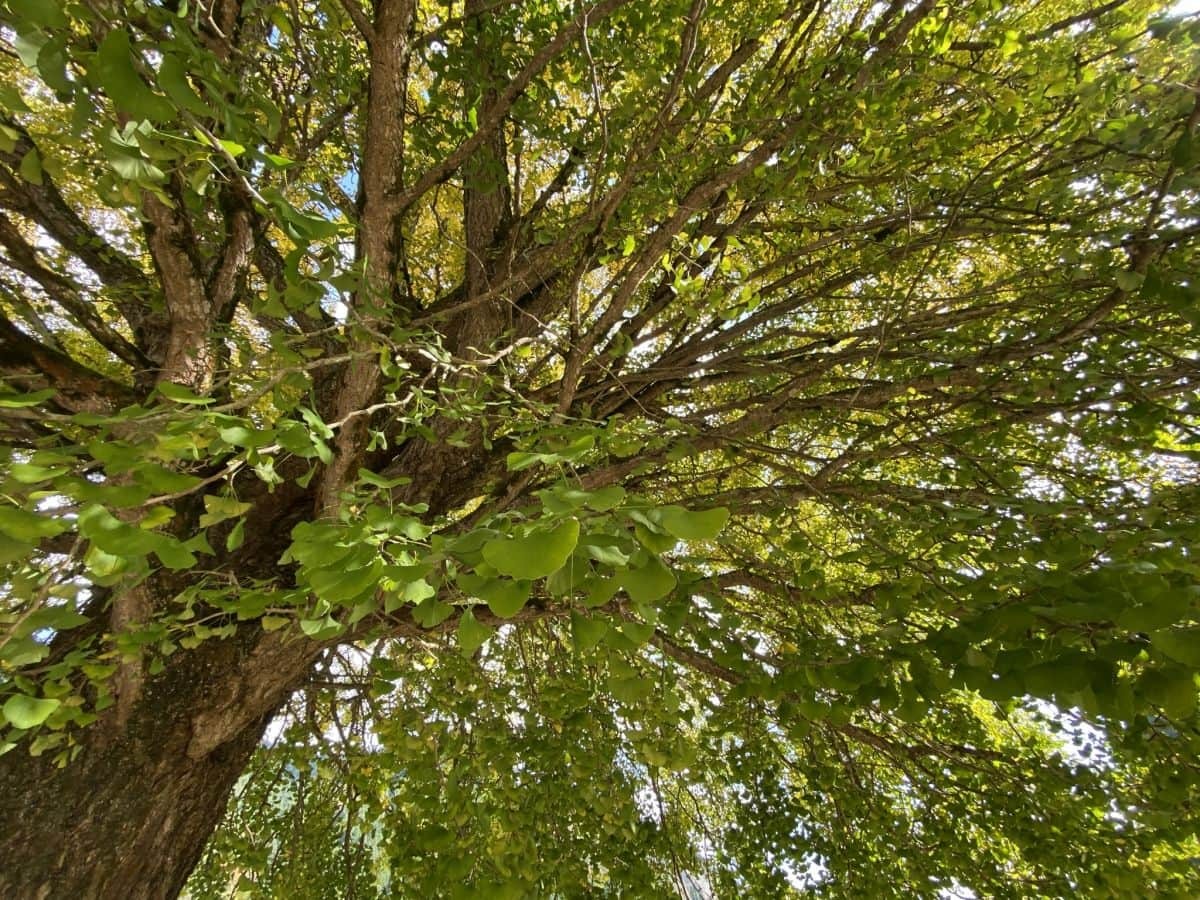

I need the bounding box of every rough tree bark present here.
[0,619,323,899]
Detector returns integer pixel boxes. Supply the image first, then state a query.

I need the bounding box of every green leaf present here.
[94,30,174,122]
[580,536,630,567]
[464,577,531,618]
[156,381,213,405]
[608,674,652,704]
[413,597,454,628]
[278,205,343,241]
[385,577,433,612]
[538,486,590,514]
[546,554,586,596]
[633,523,675,553]
[538,485,625,514]
[18,147,42,185]
[262,151,295,169]
[12,30,46,70]
[16,605,89,636]
[0,532,31,565]
[299,614,341,639]
[586,486,626,511]
[1115,270,1144,293]
[276,419,319,456]
[1151,628,1200,667]
[357,468,412,490]
[482,519,580,580]
[583,576,619,608]
[77,505,160,556]
[199,495,253,528]
[2,694,60,730]
[1,637,47,668]
[402,577,436,602]
[0,83,30,112]
[571,612,607,650]
[34,41,68,96]
[225,519,246,552]
[27,730,63,756]
[9,0,69,28]
[297,405,334,438]
[1140,667,1197,719]
[618,558,676,604]
[109,152,165,184]
[308,559,382,605]
[0,388,56,408]
[506,450,553,472]
[234,591,274,620]
[154,539,198,571]
[1172,131,1197,169]
[156,53,210,116]
[139,465,202,495]
[218,425,271,449]
[657,506,730,541]
[457,609,493,656]
[185,531,215,557]
[620,619,654,645]
[84,545,128,580]
[7,462,67,484]
[0,504,67,540]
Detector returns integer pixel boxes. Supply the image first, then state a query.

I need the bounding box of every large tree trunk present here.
[0,620,320,899]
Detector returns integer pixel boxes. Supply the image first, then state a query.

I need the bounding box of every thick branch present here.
[0,213,148,369]
[317,0,415,513]
[0,311,136,412]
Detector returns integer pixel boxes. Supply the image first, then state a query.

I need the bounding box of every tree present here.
[0,0,1198,895]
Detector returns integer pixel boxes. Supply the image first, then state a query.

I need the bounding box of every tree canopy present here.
[1,0,1200,896]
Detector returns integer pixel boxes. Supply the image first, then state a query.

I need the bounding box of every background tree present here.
[0,0,1198,896]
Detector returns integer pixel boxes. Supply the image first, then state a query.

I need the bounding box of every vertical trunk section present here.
[0,709,265,899]
[317,0,414,512]
[454,0,512,356]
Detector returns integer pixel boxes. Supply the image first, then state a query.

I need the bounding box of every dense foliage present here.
[1,0,1199,896]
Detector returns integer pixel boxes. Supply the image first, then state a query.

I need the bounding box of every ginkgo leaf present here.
[571,612,608,651]
[457,609,493,656]
[2,694,60,730]
[470,578,531,618]
[618,558,676,604]
[482,520,580,580]
[657,506,730,541]
[94,31,174,122]
[198,496,253,529]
